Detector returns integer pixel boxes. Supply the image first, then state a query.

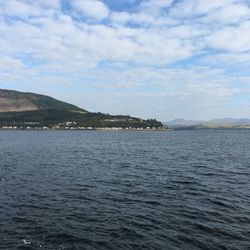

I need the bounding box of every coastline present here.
[0,127,173,131]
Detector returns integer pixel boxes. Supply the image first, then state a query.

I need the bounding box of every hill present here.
[0,89,163,129]
[0,89,86,113]
[165,118,250,129]
[166,119,204,126]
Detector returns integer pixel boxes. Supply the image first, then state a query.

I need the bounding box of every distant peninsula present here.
[165,118,250,130]
[0,89,166,130]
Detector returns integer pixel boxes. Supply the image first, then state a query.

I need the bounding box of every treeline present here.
[0,110,163,128]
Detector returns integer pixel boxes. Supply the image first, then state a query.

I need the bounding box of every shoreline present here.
[0,127,173,131]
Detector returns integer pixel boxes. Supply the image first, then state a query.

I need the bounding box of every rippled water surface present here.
[0,130,250,250]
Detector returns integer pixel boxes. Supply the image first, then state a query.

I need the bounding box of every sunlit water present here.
[0,130,250,250]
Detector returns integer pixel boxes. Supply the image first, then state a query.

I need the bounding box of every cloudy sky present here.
[0,0,250,121]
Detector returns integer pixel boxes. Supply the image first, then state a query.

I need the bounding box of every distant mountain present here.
[0,89,163,129]
[165,118,250,129]
[166,119,204,126]
[208,118,250,125]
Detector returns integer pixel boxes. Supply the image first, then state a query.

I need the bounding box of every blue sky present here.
[0,0,250,121]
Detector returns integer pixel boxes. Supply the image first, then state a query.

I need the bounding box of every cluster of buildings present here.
[0,121,169,131]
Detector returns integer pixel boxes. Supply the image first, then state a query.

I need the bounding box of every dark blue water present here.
[0,130,250,250]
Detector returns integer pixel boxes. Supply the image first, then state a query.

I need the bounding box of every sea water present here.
[0,130,249,249]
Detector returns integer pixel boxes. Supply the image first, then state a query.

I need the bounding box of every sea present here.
[0,130,249,250]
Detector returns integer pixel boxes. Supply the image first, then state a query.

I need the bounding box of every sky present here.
[0,0,250,121]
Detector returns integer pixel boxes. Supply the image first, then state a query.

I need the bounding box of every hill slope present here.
[0,89,86,113]
[0,89,163,129]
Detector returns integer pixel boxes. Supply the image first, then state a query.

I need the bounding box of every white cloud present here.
[71,0,109,20]
[0,0,250,119]
[0,0,43,18]
[202,2,250,24]
[170,0,230,17]
[169,0,250,25]
[110,11,178,27]
[206,21,250,52]
[0,56,25,71]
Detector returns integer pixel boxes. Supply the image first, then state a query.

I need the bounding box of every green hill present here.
[0,89,163,129]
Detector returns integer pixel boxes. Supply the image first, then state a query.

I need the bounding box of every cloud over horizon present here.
[0,0,250,120]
